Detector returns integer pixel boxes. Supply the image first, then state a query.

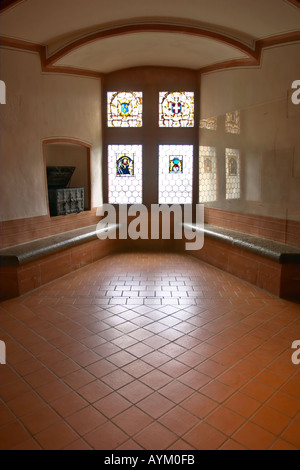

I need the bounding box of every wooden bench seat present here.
[0,224,119,300]
[181,223,300,300]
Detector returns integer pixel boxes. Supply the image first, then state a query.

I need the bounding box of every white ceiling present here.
[0,0,299,73]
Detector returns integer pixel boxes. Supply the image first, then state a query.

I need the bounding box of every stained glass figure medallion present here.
[169,156,183,173]
[116,155,134,176]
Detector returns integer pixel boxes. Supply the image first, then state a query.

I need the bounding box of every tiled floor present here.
[0,252,300,450]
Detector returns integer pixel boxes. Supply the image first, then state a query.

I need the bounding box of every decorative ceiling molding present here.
[44,23,257,67]
[1,19,299,77]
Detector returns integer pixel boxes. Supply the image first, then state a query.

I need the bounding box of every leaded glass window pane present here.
[159,145,193,204]
[107,92,143,127]
[108,145,142,204]
[159,92,194,127]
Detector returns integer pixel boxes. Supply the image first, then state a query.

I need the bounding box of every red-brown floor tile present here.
[84,421,128,450]
[66,406,107,436]
[183,422,227,450]
[232,422,277,450]
[112,406,153,436]
[34,421,79,450]
[134,422,177,450]
[205,406,245,436]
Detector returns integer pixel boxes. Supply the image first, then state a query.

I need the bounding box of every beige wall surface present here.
[0,48,102,222]
[199,43,300,221]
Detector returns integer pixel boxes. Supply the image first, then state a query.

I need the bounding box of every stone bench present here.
[0,224,119,300]
[180,223,300,300]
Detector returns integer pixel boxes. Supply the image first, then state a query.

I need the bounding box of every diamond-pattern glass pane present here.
[159,145,193,204]
[199,146,217,203]
[108,145,142,204]
[226,148,241,199]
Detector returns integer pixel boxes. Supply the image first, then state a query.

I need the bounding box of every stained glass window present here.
[107,92,143,127]
[226,148,240,199]
[225,110,240,134]
[200,117,218,131]
[199,146,217,203]
[159,92,194,127]
[159,145,193,204]
[108,145,142,204]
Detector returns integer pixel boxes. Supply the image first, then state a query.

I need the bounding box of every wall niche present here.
[44,141,91,217]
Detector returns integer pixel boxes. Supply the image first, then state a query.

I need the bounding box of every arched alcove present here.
[44,140,91,217]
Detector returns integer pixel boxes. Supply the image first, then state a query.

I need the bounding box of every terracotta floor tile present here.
[195,360,227,378]
[267,392,300,418]
[200,381,235,403]
[205,406,245,436]
[0,404,16,427]
[113,406,153,436]
[21,406,60,435]
[86,359,117,378]
[178,370,211,390]
[255,369,287,389]
[34,421,78,450]
[7,391,45,417]
[251,406,290,435]
[270,439,299,450]
[116,439,143,450]
[123,360,154,378]
[118,381,153,404]
[137,392,174,419]
[159,359,190,378]
[220,439,247,450]
[183,422,227,450]
[159,381,194,404]
[181,393,218,419]
[85,421,128,450]
[94,392,131,419]
[232,422,277,450]
[63,369,96,390]
[134,422,177,450]
[36,380,71,403]
[66,406,107,436]
[64,439,92,450]
[217,370,249,390]
[281,420,300,448]
[77,381,112,403]
[241,380,275,403]
[159,406,199,436]
[12,438,42,450]
[0,421,31,450]
[139,369,173,390]
[1,253,300,450]
[224,392,261,419]
[50,392,88,418]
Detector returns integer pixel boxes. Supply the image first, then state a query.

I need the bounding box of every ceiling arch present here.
[0,0,299,75]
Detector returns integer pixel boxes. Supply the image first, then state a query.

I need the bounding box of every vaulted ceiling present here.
[0,0,299,75]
